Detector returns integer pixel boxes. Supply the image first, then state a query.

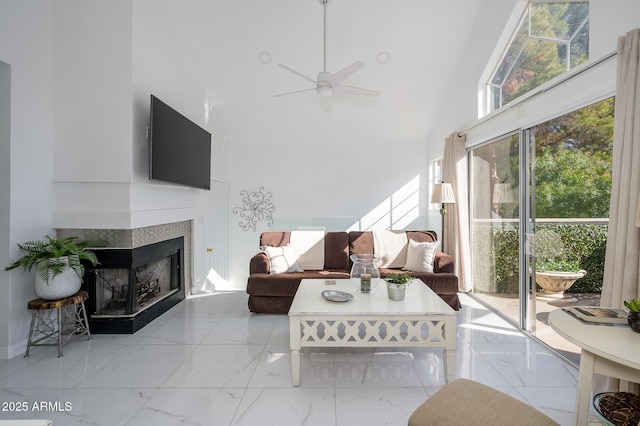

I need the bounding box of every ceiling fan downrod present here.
[321,0,329,72]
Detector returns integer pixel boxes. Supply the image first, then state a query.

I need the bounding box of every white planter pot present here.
[386,282,407,301]
[34,256,82,300]
[534,270,587,298]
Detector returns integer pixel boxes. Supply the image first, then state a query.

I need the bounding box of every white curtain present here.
[442,132,472,292]
[601,28,640,309]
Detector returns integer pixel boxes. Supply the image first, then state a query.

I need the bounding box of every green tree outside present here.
[534,98,613,219]
[494,2,589,107]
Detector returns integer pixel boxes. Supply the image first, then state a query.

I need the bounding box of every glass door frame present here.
[520,128,536,332]
[467,128,537,332]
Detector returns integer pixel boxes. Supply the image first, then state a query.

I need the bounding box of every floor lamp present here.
[431,183,456,252]
[493,183,516,230]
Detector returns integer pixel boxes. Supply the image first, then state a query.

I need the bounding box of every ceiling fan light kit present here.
[274,0,379,99]
[317,86,332,97]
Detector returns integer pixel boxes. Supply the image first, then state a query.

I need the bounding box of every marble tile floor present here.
[0,292,584,425]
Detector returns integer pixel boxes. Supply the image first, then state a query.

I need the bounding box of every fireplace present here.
[83,237,185,333]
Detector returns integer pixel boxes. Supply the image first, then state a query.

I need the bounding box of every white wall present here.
[426,0,517,148]
[0,61,11,356]
[131,1,230,292]
[49,1,217,230]
[226,130,431,288]
[49,1,220,296]
[122,0,458,290]
[590,0,640,59]
[0,0,55,359]
[51,1,138,228]
[0,0,220,358]
[53,0,134,184]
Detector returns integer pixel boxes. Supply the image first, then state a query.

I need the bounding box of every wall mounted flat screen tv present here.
[149,95,211,190]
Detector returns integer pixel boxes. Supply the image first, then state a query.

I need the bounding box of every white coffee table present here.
[288,278,457,386]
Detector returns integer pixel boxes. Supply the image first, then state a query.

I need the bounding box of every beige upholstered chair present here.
[408,379,560,426]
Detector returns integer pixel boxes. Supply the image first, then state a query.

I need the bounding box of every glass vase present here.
[350,254,380,294]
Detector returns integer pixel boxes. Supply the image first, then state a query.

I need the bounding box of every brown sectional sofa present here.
[246,230,460,314]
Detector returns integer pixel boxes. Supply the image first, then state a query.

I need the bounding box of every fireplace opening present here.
[84,236,185,334]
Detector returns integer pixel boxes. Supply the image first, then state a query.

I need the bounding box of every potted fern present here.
[384,273,414,301]
[5,236,99,300]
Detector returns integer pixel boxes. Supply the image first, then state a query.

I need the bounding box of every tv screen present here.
[149,95,211,190]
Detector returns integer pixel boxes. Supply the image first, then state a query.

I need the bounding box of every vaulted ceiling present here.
[137,0,517,144]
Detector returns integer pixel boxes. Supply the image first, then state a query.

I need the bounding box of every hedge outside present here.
[482,223,607,294]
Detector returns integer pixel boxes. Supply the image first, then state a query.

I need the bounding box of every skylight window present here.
[483,1,589,115]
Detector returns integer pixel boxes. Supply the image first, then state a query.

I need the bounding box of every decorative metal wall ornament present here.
[233,186,275,231]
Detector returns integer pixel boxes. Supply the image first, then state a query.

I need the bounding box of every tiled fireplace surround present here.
[57,221,192,287]
[57,221,192,331]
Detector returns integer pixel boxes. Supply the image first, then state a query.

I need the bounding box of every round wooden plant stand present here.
[25,290,91,357]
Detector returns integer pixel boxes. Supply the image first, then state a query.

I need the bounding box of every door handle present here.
[206,248,213,252]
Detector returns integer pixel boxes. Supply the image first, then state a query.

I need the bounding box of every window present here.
[483,1,589,115]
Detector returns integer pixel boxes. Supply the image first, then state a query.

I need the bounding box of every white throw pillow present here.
[290,231,325,270]
[263,245,303,274]
[403,239,440,273]
[373,230,408,268]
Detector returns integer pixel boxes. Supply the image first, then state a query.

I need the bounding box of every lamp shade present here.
[493,183,516,204]
[431,183,456,204]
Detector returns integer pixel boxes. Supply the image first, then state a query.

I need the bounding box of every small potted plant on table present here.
[624,299,640,333]
[384,273,414,301]
[5,236,99,300]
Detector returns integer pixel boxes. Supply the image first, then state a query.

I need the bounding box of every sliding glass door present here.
[470,133,529,326]
[469,98,613,357]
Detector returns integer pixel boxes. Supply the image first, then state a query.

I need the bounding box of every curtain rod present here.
[458,49,617,137]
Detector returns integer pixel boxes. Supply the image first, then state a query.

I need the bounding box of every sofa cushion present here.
[262,245,303,274]
[373,230,408,268]
[406,230,438,243]
[290,231,324,270]
[247,270,350,296]
[349,231,374,257]
[324,232,349,270]
[404,239,440,273]
[260,232,291,247]
[259,231,349,272]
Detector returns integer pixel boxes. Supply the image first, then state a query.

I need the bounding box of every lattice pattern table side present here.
[298,317,449,347]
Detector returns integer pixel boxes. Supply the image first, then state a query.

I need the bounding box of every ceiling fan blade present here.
[273,88,317,98]
[275,1,381,102]
[324,61,364,87]
[277,64,318,85]
[335,84,380,97]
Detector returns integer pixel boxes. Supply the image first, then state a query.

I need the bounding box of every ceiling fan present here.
[274,0,379,99]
